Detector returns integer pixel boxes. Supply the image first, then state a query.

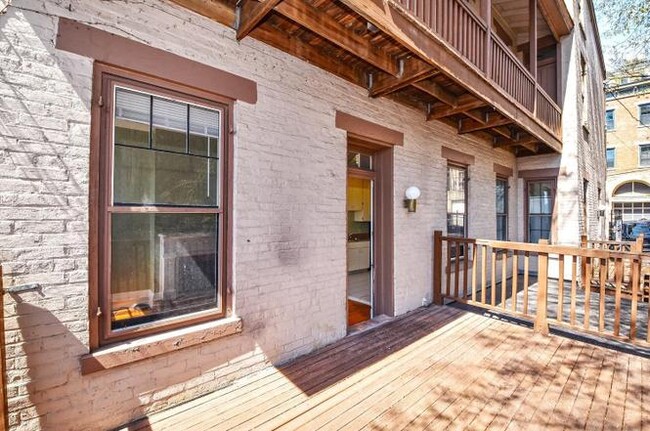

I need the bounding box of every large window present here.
[527,180,555,243]
[606,148,615,169]
[605,109,615,130]
[640,144,650,167]
[496,177,508,240]
[97,72,230,344]
[640,103,650,126]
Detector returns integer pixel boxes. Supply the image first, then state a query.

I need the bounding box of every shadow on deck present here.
[121,305,650,430]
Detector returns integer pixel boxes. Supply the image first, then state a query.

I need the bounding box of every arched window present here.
[613,181,650,196]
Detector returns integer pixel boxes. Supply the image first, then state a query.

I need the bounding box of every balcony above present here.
[172,0,573,155]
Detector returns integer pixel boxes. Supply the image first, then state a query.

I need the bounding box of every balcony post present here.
[433,230,443,305]
[529,0,538,114]
[481,0,492,77]
[534,239,550,335]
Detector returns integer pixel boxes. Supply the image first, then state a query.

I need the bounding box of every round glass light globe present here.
[405,186,421,200]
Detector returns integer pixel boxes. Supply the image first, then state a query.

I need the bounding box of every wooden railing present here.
[397,0,487,70]
[582,235,643,253]
[536,86,562,136]
[491,36,536,112]
[393,0,561,138]
[433,231,650,346]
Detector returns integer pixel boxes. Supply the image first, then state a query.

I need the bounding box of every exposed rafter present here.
[275,0,401,76]
[369,63,437,97]
[427,96,486,120]
[413,80,457,107]
[237,0,284,41]
[459,115,512,134]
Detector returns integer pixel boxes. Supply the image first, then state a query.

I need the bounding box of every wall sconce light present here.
[404,186,421,213]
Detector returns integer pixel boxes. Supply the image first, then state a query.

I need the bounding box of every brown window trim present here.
[89,63,234,350]
[56,18,257,104]
[493,163,513,178]
[335,111,404,146]
[524,178,557,243]
[441,146,475,166]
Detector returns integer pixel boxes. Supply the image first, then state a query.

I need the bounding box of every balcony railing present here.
[396,0,561,138]
[433,231,650,347]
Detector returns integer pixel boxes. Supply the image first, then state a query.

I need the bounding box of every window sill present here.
[80,316,242,375]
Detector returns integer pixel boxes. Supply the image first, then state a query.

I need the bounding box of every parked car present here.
[623,221,650,251]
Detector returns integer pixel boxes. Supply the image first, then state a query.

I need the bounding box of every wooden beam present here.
[337,0,562,152]
[464,108,487,124]
[370,62,437,97]
[275,0,400,76]
[427,96,486,120]
[250,24,363,86]
[169,0,234,27]
[237,0,284,41]
[413,80,458,107]
[493,135,538,148]
[529,0,538,78]
[459,115,513,134]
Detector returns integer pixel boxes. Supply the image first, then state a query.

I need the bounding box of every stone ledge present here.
[80,317,243,375]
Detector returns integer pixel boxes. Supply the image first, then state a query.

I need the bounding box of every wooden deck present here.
[123,305,650,430]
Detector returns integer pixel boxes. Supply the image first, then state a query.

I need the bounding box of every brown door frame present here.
[346,138,395,318]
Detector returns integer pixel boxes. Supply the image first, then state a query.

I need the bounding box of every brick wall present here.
[0,1,520,429]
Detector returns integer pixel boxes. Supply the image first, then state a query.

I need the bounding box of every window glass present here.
[447,165,467,237]
[347,151,372,170]
[189,106,220,158]
[527,180,554,243]
[496,177,508,241]
[640,144,650,166]
[640,104,650,126]
[113,146,218,206]
[111,213,219,330]
[152,97,188,153]
[114,89,150,148]
[605,109,615,130]
[606,148,615,169]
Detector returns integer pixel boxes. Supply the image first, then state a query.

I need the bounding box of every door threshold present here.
[347,314,393,335]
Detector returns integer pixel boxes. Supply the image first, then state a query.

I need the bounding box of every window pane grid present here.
[527,180,554,243]
[496,178,508,241]
[106,82,226,339]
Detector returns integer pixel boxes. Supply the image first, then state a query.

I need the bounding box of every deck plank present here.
[121,305,650,431]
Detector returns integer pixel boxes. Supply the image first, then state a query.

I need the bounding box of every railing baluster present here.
[557,254,564,323]
[463,239,469,297]
[481,245,487,304]
[584,257,592,331]
[454,240,460,298]
[523,251,529,315]
[570,255,577,326]
[446,240,451,297]
[630,257,639,340]
[501,250,507,310]
[599,257,607,332]
[472,243,478,302]
[614,258,623,336]
[512,252,518,313]
[491,248,497,307]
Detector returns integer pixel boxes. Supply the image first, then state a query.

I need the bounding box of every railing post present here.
[534,239,550,335]
[635,234,644,253]
[481,0,492,77]
[0,266,7,431]
[433,230,443,305]
[580,234,587,284]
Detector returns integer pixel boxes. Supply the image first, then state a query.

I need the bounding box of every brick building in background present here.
[0,0,605,429]
[605,77,650,239]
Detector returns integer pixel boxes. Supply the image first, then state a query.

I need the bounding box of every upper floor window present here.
[606,148,616,169]
[640,144,650,167]
[96,69,231,345]
[640,103,650,126]
[496,177,508,241]
[605,109,615,130]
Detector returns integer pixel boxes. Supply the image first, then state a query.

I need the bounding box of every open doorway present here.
[346,137,394,328]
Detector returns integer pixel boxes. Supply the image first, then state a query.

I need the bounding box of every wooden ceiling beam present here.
[463,108,487,124]
[369,62,437,97]
[413,80,457,107]
[275,0,401,76]
[427,96,486,120]
[237,0,284,41]
[250,24,364,86]
[459,115,513,134]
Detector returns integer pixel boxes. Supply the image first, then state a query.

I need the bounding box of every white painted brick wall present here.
[0,0,589,429]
